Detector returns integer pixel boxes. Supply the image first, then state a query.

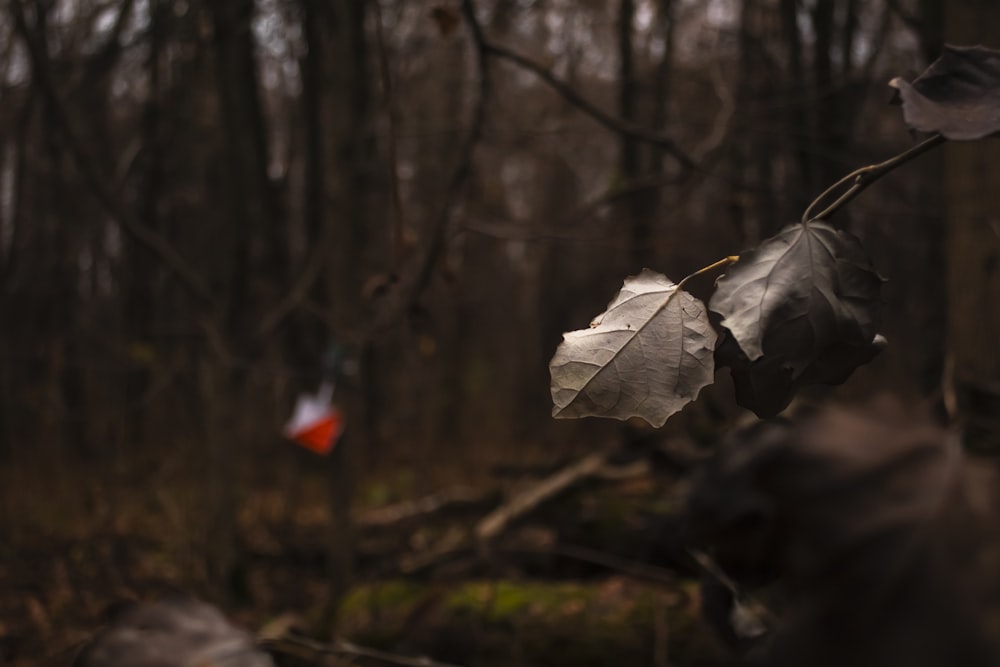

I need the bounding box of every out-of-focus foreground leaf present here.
[709,222,883,416]
[75,595,275,667]
[687,405,999,667]
[549,269,717,427]
[890,44,1000,140]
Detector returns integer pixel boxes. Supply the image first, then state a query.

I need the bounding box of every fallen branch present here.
[361,451,653,575]
[476,452,607,542]
[594,458,651,481]
[355,487,497,529]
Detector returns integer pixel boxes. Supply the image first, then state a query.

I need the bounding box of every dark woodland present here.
[2,0,1000,665]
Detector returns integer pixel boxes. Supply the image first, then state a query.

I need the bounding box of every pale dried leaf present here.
[549,269,716,427]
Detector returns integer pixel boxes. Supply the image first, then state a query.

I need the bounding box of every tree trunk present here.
[779,0,814,198]
[301,0,372,631]
[618,0,649,270]
[944,0,1000,445]
[729,0,778,245]
[125,0,165,451]
[202,0,280,598]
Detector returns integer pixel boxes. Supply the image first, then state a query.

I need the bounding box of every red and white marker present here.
[284,382,345,455]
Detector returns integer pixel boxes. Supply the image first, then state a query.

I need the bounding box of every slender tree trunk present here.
[917,0,945,63]
[618,0,650,270]
[944,0,1000,446]
[212,0,272,335]
[780,0,815,198]
[203,0,280,598]
[730,0,778,244]
[328,0,367,627]
[811,0,837,188]
[302,0,372,631]
[125,0,166,450]
[0,89,33,461]
[649,0,674,174]
[299,0,327,363]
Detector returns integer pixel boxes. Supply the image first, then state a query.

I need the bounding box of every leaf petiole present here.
[678,256,740,289]
[801,133,946,224]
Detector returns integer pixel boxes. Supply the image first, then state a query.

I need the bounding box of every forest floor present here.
[0,435,731,667]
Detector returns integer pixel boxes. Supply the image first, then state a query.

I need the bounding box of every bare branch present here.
[803,133,946,223]
[462,172,689,243]
[466,11,696,171]
[254,221,333,338]
[265,0,697,339]
[364,0,491,336]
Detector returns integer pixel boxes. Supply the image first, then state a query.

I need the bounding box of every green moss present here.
[445,581,592,622]
[362,482,392,508]
[338,578,727,666]
[341,579,426,616]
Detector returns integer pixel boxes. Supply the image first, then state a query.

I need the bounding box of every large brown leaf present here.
[686,405,999,666]
[709,222,883,415]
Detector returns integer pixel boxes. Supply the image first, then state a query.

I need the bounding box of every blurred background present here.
[1,0,998,665]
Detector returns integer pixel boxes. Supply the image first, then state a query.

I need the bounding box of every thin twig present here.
[677,256,739,289]
[801,133,946,223]
[461,172,689,243]
[254,220,334,338]
[366,0,491,336]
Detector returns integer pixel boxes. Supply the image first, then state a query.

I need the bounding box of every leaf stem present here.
[678,256,739,289]
[801,133,946,223]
